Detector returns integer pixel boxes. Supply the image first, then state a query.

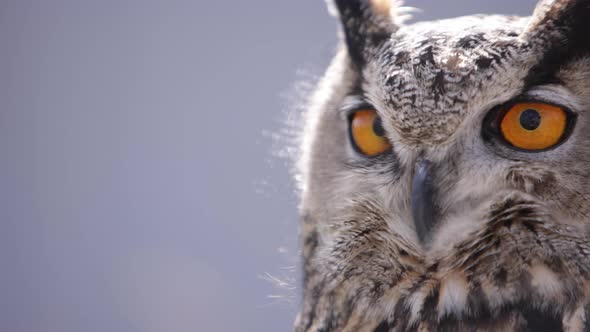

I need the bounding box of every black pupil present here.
[373,116,385,136]
[519,109,541,130]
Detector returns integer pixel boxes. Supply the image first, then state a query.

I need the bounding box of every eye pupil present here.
[372,117,385,136]
[519,109,541,130]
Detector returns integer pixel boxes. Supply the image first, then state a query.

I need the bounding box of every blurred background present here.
[1,1,538,331]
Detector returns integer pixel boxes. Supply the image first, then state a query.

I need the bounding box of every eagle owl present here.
[294,0,590,330]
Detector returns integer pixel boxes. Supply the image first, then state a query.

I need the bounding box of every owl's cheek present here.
[505,165,558,195]
[504,165,590,219]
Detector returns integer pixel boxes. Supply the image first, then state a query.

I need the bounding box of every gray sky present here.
[1,1,538,331]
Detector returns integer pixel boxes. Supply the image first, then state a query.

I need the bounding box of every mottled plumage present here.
[295,0,590,331]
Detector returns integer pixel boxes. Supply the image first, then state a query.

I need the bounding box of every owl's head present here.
[297,0,590,330]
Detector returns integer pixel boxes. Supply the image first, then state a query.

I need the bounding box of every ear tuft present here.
[370,0,393,18]
[524,0,590,74]
[526,0,590,44]
[526,0,569,32]
[521,0,590,87]
[329,0,399,67]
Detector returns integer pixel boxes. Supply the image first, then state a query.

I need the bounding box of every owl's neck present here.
[295,194,590,331]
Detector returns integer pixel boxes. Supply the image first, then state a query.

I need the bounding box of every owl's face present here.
[297,0,590,330]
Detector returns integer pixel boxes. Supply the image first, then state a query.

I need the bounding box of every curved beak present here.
[411,158,438,244]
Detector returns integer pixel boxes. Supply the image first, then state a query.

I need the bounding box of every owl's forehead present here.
[365,15,532,145]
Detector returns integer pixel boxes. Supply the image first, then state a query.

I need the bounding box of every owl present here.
[294,0,590,331]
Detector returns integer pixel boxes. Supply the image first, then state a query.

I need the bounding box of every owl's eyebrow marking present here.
[523,62,563,90]
[521,85,581,114]
[338,95,372,119]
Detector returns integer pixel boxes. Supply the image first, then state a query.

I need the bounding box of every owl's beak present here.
[411,158,438,244]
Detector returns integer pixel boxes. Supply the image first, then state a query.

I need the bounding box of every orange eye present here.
[499,102,568,151]
[350,109,391,156]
